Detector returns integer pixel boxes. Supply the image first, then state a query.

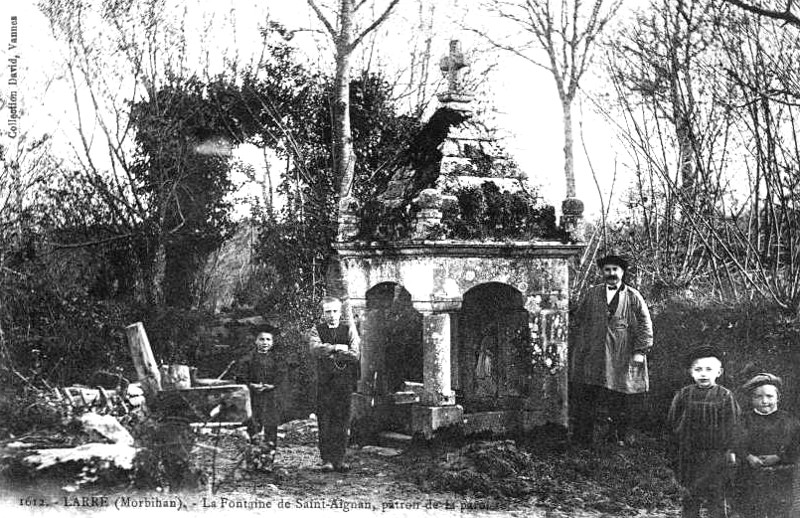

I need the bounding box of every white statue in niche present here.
[474,327,497,399]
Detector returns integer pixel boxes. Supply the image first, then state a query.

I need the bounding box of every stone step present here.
[390,391,419,405]
[400,381,424,394]
[377,431,413,449]
[462,410,519,435]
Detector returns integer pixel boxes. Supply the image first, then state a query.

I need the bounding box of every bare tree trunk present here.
[334,0,356,203]
[307,0,400,319]
[670,0,697,194]
[474,0,621,204]
[308,0,400,239]
[563,99,576,198]
[261,148,274,219]
[152,240,166,306]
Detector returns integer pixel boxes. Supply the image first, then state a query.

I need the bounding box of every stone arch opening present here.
[457,282,530,412]
[365,282,423,393]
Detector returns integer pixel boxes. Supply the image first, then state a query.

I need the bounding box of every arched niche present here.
[457,282,530,411]
[365,282,423,393]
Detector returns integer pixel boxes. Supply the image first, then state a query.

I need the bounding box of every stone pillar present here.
[357,308,383,395]
[450,316,460,393]
[411,189,444,239]
[350,302,381,443]
[421,312,456,406]
[337,195,360,241]
[560,197,585,243]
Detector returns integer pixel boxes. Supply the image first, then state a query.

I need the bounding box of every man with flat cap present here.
[570,254,654,445]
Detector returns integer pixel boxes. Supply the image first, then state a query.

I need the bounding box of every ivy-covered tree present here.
[128,77,236,307]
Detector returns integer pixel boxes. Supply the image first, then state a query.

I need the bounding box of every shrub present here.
[358,182,561,241]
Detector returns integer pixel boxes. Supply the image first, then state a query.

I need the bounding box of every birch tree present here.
[472,0,622,200]
[306,0,401,238]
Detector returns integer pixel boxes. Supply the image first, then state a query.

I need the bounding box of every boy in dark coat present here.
[233,328,283,472]
[734,373,800,518]
[668,345,740,518]
[308,296,360,473]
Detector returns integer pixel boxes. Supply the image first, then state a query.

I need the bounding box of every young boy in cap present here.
[232,327,284,472]
[734,373,800,518]
[668,345,740,518]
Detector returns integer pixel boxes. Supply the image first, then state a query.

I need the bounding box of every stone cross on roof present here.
[437,40,473,106]
[440,40,468,93]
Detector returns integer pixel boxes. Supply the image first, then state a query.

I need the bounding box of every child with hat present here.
[231,327,284,472]
[734,373,800,518]
[668,345,741,518]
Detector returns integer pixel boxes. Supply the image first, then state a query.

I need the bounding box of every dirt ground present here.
[1,417,681,518]
[190,418,679,518]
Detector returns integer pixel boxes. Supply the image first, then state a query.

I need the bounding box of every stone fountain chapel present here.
[335,41,585,441]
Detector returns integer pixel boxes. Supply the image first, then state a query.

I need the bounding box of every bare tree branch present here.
[476,0,621,198]
[351,0,402,50]
[307,0,337,38]
[465,27,552,72]
[724,0,800,27]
